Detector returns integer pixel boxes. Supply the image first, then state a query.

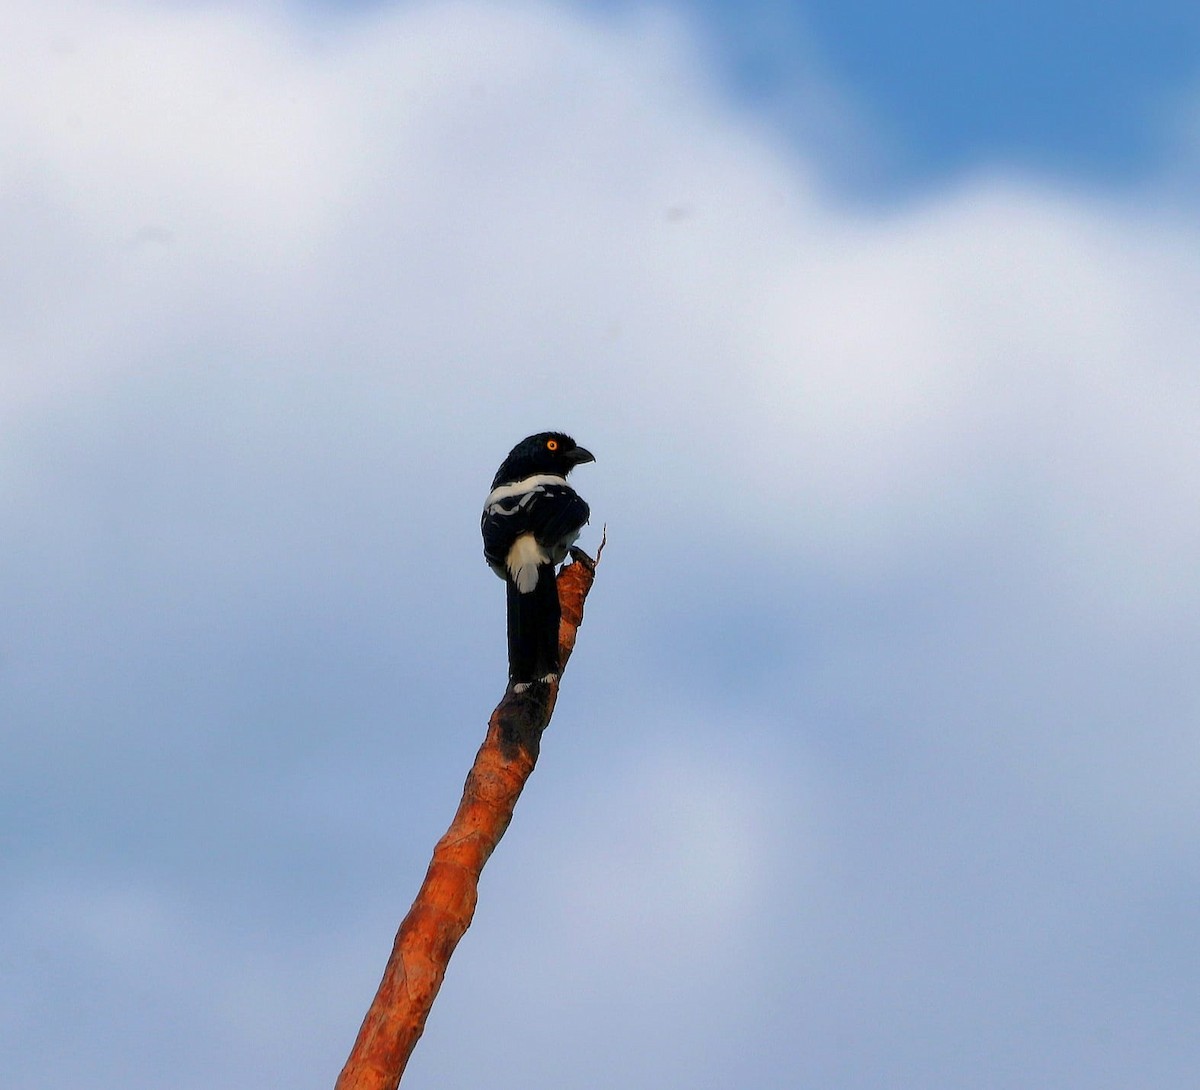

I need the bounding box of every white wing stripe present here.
[484,474,568,509]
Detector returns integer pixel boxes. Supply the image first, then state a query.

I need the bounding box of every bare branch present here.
[334,536,605,1090]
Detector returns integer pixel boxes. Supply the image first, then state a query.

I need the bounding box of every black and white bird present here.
[482,432,595,689]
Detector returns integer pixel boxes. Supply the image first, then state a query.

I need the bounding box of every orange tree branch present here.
[334,536,605,1090]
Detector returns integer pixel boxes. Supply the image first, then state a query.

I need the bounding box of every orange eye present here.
[546,439,559,451]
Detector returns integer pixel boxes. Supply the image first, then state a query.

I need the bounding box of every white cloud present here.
[3,3,1200,1089]
[8,3,1196,605]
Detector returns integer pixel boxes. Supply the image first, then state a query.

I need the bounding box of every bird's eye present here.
[546,439,559,451]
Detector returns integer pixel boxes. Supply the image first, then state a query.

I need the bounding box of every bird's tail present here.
[506,562,561,686]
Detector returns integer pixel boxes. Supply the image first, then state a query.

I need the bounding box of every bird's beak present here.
[570,446,596,465]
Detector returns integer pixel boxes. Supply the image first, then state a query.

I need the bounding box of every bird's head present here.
[492,432,596,487]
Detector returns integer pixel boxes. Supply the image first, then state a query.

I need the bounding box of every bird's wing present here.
[524,484,590,549]
[481,481,589,573]
[481,498,520,571]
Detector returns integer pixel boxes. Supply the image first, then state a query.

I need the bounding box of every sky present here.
[2,2,1200,1088]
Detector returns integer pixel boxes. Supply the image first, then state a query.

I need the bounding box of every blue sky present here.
[3,2,1200,1089]
[320,0,1200,187]
[696,0,1200,184]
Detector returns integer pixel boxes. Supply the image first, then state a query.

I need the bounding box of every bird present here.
[482,432,595,690]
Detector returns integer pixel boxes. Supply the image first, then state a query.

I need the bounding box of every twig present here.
[334,534,605,1090]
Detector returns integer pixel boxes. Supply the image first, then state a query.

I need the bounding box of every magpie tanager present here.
[482,432,595,689]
